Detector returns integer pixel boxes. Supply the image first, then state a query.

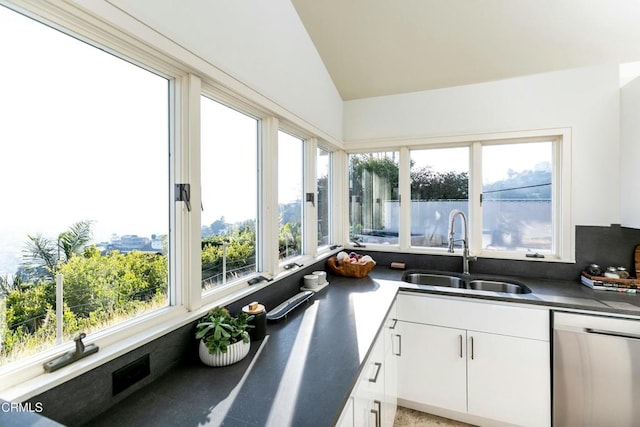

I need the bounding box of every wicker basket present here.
[327,256,375,278]
[582,272,640,286]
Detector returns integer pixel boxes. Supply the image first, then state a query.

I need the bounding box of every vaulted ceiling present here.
[291,0,640,100]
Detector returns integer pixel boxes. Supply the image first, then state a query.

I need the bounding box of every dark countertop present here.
[85,267,640,427]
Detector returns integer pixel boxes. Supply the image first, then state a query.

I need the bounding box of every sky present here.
[0,6,168,274]
[411,142,551,184]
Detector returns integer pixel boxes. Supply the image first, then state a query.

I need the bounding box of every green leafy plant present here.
[195,307,253,354]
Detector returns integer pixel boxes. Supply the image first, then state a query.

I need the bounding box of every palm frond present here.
[22,234,58,275]
[58,220,93,261]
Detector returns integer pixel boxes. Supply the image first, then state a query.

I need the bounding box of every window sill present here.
[344,244,575,264]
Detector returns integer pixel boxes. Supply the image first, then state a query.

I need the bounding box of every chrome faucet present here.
[448,210,475,275]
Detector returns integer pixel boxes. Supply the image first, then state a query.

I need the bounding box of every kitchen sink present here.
[401,273,465,288]
[467,280,530,294]
[401,271,532,294]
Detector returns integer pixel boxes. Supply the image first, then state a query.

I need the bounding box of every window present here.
[410,147,469,249]
[481,141,553,254]
[317,148,331,247]
[349,152,400,245]
[345,130,569,260]
[0,6,169,366]
[278,131,304,260]
[200,96,259,291]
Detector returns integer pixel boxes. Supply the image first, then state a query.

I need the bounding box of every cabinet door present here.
[336,397,354,427]
[467,331,550,427]
[383,301,398,427]
[353,336,385,427]
[397,321,467,413]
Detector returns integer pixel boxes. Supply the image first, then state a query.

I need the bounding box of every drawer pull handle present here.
[370,400,381,427]
[369,362,382,383]
[395,334,402,356]
[389,318,398,330]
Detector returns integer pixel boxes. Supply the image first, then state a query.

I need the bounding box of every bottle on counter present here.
[242,301,266,341]
[586,264,603,276]
[617,267,630,279]
[604,266,620,279]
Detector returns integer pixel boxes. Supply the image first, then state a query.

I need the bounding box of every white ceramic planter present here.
[199,339,250,367]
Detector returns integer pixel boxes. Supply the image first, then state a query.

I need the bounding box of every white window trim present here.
[316,144,336,253]
[344,128,574,263]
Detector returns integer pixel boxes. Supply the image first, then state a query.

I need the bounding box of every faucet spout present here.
[448,209,474,275]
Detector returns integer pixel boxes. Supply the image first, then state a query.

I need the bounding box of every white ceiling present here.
[291,0,640,100]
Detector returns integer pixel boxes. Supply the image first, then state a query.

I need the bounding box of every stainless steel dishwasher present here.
[553,311,640,426]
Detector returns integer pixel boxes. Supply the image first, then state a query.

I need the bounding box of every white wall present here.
[620,76,640,228]
[343,65,621,227]
[75,0,343,142]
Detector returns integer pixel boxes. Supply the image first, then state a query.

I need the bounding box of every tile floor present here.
[394,406,475,427]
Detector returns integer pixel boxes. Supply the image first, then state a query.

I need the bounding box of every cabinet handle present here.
[370,400,381,427]
[470,336,475,360]
[369,362,382,383]
[393,334,402,356]
[388,318,398,330]
[459,334,463,358]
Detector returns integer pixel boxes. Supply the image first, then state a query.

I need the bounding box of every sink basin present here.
[401,271,531,294]
[467,280,531,294]
[402,273,465,288]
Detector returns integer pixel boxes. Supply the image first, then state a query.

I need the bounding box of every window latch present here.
[175,183,191,212]
[306,192,315,207]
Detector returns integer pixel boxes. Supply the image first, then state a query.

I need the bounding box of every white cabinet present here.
[336,397,354,427]
[466,331,550,426]
[396,321,467,413]
[341,299,398,427]
[353,334,385,427]
[383,301,398,427]
[396,292,550,427]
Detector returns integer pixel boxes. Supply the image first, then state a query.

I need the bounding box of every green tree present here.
[410,166,468,200]
[21,220,93,280]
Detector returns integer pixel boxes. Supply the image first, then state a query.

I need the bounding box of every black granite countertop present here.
[85,267,640,427]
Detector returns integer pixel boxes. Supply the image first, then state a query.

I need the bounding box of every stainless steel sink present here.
[402,273,465,288]
[467,280,531,294]
[401,271,532,294]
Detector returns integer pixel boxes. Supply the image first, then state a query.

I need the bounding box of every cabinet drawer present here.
[397,293,549,341]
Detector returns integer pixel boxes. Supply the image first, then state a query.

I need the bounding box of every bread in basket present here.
[327,252,376,278]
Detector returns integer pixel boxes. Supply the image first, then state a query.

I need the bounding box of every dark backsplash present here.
[369,224,640,281]
[28,224,640,425]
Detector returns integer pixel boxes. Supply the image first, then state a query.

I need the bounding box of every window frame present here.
[316,145,334,253]
[345,128,573,262]
[198,91,262,297]
[346,150,402,247]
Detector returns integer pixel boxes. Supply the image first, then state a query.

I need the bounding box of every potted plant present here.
[195,306,254,367]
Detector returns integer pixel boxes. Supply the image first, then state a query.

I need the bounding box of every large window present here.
[200,96,259,291]
[481,141,553,254]
[346,133,567,260]
[0,6,169,366]
[349,152,400,245]
[410,147,469,249]
[278,131,304,260]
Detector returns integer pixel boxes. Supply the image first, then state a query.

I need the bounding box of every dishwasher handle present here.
[585,328,640,341]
